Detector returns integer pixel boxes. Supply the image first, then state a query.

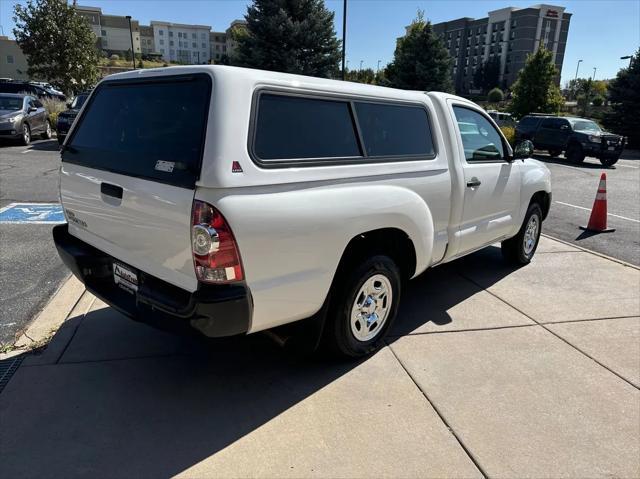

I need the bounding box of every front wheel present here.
[501,203,543,265]
[323,255,401,357]
[599,156,619,167]
[548,149,562,157]
[20,123,31,145]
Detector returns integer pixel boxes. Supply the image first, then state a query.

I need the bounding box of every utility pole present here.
[341,0,347,80]
[126,16,135,69]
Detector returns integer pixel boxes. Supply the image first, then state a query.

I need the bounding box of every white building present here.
[150,21,211,64]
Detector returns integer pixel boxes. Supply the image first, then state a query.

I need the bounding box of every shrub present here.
[40,97,67,132]
[592,95,604,107]
[487,87,504,103]
[109,54,120,60]
[500,126,516,146]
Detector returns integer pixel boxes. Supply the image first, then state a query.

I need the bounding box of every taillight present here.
[191,200,244,283]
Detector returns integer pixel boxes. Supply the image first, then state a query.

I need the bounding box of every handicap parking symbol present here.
[0,203,66,224]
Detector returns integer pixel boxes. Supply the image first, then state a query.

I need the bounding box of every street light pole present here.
[592,67,597,80]
[126,16,135,69]
[359,60,363,70]
[621,55,633,67]
[341,0,347,80]
[377,60,381,72]
[574,59,582,81]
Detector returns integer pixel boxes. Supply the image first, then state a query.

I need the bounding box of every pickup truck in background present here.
[515,114,626,167]
[54,66,551,357]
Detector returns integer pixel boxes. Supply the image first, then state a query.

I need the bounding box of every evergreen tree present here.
[509,47,564,118]
[386,11,452,92]
[604,48,640,147]
[13,0,100,95]
[234,0,341,78]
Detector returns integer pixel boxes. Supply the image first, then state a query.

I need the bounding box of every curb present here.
[542,233,640,270]
[0,275,85,360]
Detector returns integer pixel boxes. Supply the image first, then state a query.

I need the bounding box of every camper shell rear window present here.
[62,74,211,188]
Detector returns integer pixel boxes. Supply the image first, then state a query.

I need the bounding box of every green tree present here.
[487,87,504,103]
[509,47,564,118]
[13,0,100,95]
[603,48,640,147]
[386,11,452,92]
[234,0,341,77]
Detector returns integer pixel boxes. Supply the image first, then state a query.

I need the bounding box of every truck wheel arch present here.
[335,228,418,283]
[529,190,551,220]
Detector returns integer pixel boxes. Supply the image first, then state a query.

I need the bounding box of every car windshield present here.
[0,95,23,111]
[571,120,601,132]
[70,94,88,109]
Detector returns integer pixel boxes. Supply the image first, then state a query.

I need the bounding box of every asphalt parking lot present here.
[0,138,67,347]
[536,150,640,266]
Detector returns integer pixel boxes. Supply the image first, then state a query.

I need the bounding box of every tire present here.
[20,123,31,146]
[42,120,52,140]
[599,156,619,167]
[548,149,562,157]
[57,135,65,145]
[501,203,543,265]
[566,143,585,164]
[323,255,401,358]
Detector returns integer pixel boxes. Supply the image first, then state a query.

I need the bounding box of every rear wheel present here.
[501,203,543,265]
[548,149,562,157]
[599,156,619,167]
[20,124,31,146]
[566,143,585,164]
[42,120,52,140]
[323,255,401,357]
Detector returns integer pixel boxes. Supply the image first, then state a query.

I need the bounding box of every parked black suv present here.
[56,91,90,145]
[0,81,66,102]
[515,115,626,167]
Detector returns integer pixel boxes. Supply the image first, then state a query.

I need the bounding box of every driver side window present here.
[453,106,505,162]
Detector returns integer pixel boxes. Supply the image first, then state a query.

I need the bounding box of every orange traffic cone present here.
[580,173,615,233]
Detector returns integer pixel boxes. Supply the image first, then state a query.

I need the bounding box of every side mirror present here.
[513,140,534,160]
[560,124,569,130]
[28,106,37,113]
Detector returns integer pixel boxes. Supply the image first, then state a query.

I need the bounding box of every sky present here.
[0,0,638,85]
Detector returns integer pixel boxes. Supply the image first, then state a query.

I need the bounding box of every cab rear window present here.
[63,74,211,188]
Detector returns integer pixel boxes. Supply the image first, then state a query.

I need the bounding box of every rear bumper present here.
[52,224,252,338]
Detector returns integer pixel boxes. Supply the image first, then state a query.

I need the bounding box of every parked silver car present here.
[0,93,52,145]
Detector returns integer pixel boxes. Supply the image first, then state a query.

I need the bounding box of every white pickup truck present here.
[53,66,551,357]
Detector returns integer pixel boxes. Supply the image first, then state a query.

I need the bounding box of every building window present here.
[159,30,164,36]
[7,55,14,64]
[192,33,196,39]
[101,29,106,36]
[170,49,175,56]
[170,40,174,46]
[192,42,196,48]
[160,48,165,53]
[477,27,481,34]
[169,31,173,37]
[159,39,164,45]
[178,32,182,38]
[510,31,515,40]
[511,20,517,28]
[222,45,227,52]
[202,43,206,48]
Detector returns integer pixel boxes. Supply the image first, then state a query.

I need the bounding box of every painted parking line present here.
[0,203,65,224]
[555,201,640,223]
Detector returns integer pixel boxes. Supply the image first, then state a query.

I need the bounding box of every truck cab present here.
[54,65,550,357]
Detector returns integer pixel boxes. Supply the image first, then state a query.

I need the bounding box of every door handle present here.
[466,177,481,188]
[101,182,123,199]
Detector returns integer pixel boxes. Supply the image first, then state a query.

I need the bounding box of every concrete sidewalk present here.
[1,237,639,478]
